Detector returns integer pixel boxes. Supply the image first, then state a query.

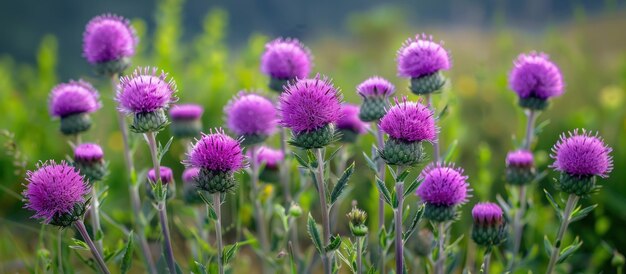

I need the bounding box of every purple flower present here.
[551,129,613,178]
[417,163,470,206]
[249,146,284,169]
[49,80,101,118]
[506,150,533,168]
[170,104,204,120]
[23,161,90,223]
[116,67,177,114]
[147,166,174,184]
[182,167,200,184]
[379,97,436,142]
[356,76,395,98]
[225,92,277,137]
[336,104,368,134]
[509,52,564,99]
[74,143,104,162]
[261,38,312,80]
[397,34,451,78]
[83,14,138,64]
[472,203,504,226]
[186,128,246,172]
[279,75,342,133]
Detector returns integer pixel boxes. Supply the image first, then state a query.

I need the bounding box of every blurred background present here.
[0,0,625,273]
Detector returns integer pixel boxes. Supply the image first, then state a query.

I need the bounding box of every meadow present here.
[0,1,625,273]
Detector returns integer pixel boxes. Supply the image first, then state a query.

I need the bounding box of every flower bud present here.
[347,206,368,237]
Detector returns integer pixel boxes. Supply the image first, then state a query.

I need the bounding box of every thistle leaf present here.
[376,178,393,206]
[544,236,553,255]
[403,205,424,241]
[569,204,597,223]
[325,235,342,252]
[330,162,354,205]
[403,178,422,198]
[557,238,583,264]
[307,214,324,255]
[362,152,378,172]
[120,231,134,274]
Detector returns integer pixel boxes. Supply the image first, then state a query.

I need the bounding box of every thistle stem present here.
[57,230,64,274]
[435,222,448,274]
[509,109,538,270]
[394,171,405,274]
[75,220,110,274]
[546,194,579,274]
[314,148,332,274]
[145,131,177,274]
[425,93,441,163]
[482,248,492,274]
[91,185,103,253]
[356,236,364,274]
[375,123,387,273]
[213,193,224,274]
[249,146,271,273]
[110,75,156,274]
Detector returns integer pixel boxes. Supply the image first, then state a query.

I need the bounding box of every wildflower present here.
[509,52,564,110]
[347,206,368,237]
[336,104,368,143]
[73,143,107,182]
[248,146,284,183]
[169,104,204,138]
[225,92,277,146]
[417,162,470,222]
[505,149,535,185]
[356,76,395,122]
[397,34,450,95]
[182,167,202,204]
[471,203,506,247]
[49,80,101,135]
[261,38,312,92]
[146,166,175,200]
[83,14,138,75]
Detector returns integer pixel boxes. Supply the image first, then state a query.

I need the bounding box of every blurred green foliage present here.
[0,0,625,272]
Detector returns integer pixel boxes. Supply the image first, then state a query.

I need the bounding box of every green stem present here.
[91,185,103,253]
[375,123,387,274]
[356,237,363,274]
[545,194,579,274]
[57,230,64,274]
[75,220,110,274]
[214,193,224,274]
[435,222,448,274]
[425,93,440,163]
[314,148,331,274]
[249,146,271,273]
[482,248,492,274]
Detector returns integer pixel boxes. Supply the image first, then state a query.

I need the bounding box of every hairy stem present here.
[546,194,579,274]
[315,148,331,274]
[214,193,224,274]
[75,220,110,274]
[482,248,492,274]
[426,93,441,163]
[249,146,271,273]
[375,123,387,273]
[110,75,156,274]
[356,236,363,274]
[91,185,103,253]
[435,222,448,274]
[57,230,64,274]
[394,175,405,274]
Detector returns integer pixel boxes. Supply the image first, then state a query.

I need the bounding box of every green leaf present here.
[444,235,464,254]
[544,236,553,256]
[569,204,597,223]
[403,178,422,198]
[325,235,342,252]
[222,242,240,264]
[95,229,104,241]
[326,146,343,164]
[443,140,458,162]
[378,227,388,249]
[376,178,393,206]
[362,152,378,172]
[544,189,561,216]
[395,169,410,183]
[307,213,324,255]
[120,231,134,274]
[293,152,310,169]
[403,205,424,241]
[193,261,207,274]
[158,136,174,163]
[330,162,354,205]
[391,191,399,209]
[557,238,583,264]
[69,238,89,250]
[288,242,298,274]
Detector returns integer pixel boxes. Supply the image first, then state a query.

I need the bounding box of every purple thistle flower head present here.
[417,162,470,206]
[23,161,90,223]
[186,128,246,172]
[116,67,178,114]
[182,167,200,184]
[147,166,174,185]
[278,75,342,133]
[74,143,104,162]
[170,104,204,120]
[551,129,613,178]
[249,146,284,169]
[397,34,451,78]
[261,38,313,80]
[509,52,564,99]
[356,76,395,98]
[49,80,101,118]
[379,97,436,142]
[472,202,504,226]
[225,92,277,136]
[83,14,138,64]
[336,104,368,134]
[506,149,533,167]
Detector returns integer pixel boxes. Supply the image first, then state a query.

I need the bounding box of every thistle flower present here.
[505,149,535,185]
[74,143,107,182]
[261,38,313,92]
[146,166,175,201]
[417,162,470,222]
[379,97,436,166]
[182,167,203,204]
[169,104,204,138]
[509,52,564,110]
[278,75,342,149]
[116,67,178,133]
[49,80,101,135]
[186,129,245,193]
[225,92,277,146]
[249,146,284,183]
[147,166,174,185]
[356,76,395,122]
[83,14,138,75]
[471,202,506,247]
[336,104,368,143]
[397,34,451,95]
[23,161,90,227]
[550,129,613,196]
